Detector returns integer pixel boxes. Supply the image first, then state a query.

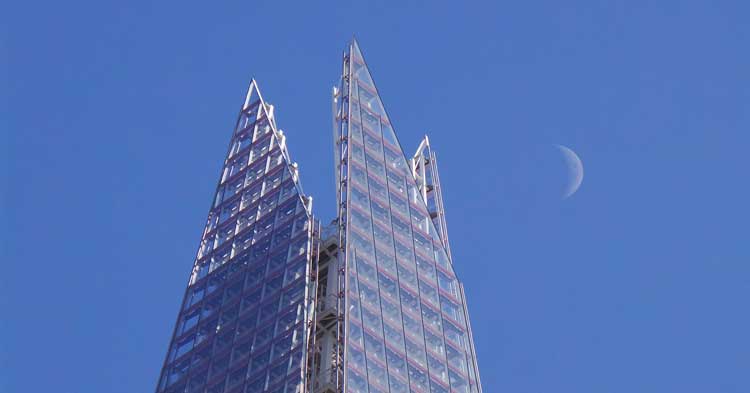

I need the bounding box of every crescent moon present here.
[556,145,584,198]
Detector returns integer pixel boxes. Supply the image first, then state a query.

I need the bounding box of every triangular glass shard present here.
[156,79,314,393]
[334,40,483,393]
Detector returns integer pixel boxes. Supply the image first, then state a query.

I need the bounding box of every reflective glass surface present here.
[336,41,482,393]
[157,81,313,393]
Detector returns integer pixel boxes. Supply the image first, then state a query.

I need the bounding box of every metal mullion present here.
[335,48,353,393]
[428,151,452,261]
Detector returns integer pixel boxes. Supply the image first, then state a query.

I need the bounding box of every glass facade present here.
[156,81,315,393]
[333,41,482,393]
[156,40,482,393]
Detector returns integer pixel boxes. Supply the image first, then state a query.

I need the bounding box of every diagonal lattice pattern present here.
[157,81,315,393]
[334,40,482,393]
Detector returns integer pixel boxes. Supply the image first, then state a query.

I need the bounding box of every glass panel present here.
[158,81,313,393]
[339,41,482,393]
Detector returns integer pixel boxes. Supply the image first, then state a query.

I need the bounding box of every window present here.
[253,238,271,259]
[250,349,271,373]
[242,184,263,209]
[271,333,293,361]
[250,136,271,163]
[268,250,288,274]
[196,318,217,345]
[185,285,205,309]
[191,345,211,367]
[255,217,275,240]
[421,302,442,331]
[351,143,365,162]
[446,343,468,373]
[264,169,284,191]
[442,320,465,348]
[408,363,428,389]
[276,307,299,334]
[364,332,385,361]
[263,274,284,297]
[402,313,423,339]
[440,296,461,322]
[220,304,240,326]
[260,192,279,217]
[211,355,229,378]
[281,283,305,308]
[277,200,298,222]
[292,215,307,235]
[245,162,266,186]
[268,149,284,169]
[206,381,225,393]
[254,119,271,140]
[211,245,232,269]
[228,154,249,178]
[365,154,385,177]
[378,273,397,298]
[202,296,222,319]
[168,358,190,385]
[227,366,247,387]
[271,224,292,248]
[180,310,200,334]
[207,270,227,294]
[350,209,371,232]
[227,252,249,277]
[220,201,240,223]
[237,208,257,233]
[419,280,439,306]
[214,330,234,353]
[350,186,369,209]
[288,237,307,259]
[363,126,382,153]
[246,266,266,289]
[231,339,252,363]
[172,335,194,361]
[234,230,253,252]
[351,165,367,186]
[236,311,258,337]
[231,132,252,156]
[437,271,458,298]
[397,264,417,289]
[425,330,445,356]
[217,224,235,246]
[268,361,288,385]
[448,370,469,393]
[186,371,207,393]
[383,322,404,348]
[228,178,244,198]
[361,299,381,330]
[244,376,266,393]
[284,261,305,285]
[213,186,225,209]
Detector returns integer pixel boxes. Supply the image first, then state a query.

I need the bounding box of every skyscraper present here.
[156,40,481,393]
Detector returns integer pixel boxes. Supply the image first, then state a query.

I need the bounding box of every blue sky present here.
[3,1,749,392]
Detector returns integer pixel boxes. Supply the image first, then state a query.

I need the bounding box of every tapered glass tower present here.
[156,81,316,393]
[331,40,482,393]
[155,40,482,393]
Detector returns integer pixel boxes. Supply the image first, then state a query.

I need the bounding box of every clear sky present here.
[3,1,749,392]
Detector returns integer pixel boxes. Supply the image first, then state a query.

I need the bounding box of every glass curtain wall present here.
[156,80,315,393]
[334,41,482,393]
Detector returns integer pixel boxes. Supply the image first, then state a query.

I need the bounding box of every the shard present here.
[155,40,482,393]
[156,80,316,393]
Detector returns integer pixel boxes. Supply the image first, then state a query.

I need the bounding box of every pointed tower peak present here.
[242,78,266,110]
[333,39,483,392]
